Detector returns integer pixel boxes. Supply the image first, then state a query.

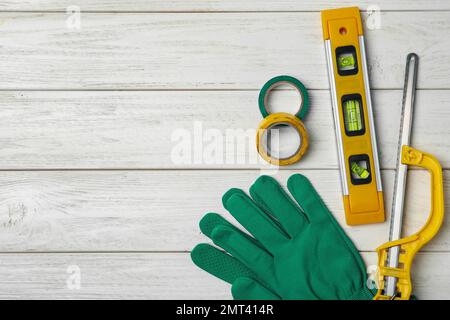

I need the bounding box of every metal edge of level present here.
[324,39,349,195]
[359,35,383,192]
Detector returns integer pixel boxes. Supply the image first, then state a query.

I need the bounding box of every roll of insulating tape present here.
[256,112,309,166]
[258,75,309,120]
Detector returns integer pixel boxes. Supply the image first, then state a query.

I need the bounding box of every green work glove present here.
[191,174,374,300]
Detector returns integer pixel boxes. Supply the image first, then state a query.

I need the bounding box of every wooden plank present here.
[0,252,229,299]
[0,90,448,169]
[0,12,449,89]
[0,169,448,252]
[1,1,449,12]
[0,252,447,299]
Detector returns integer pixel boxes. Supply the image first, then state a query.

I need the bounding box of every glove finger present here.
[191,243,257,284]
[199,212,265,251]
[222,188,287,251]
[287,174,332,224]
[232,277,281,300]
[211,224,275,282]
[249,175,309,238]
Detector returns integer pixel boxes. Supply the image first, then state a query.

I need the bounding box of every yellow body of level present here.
[321,7,385,225]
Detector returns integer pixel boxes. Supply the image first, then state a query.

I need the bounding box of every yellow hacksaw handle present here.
[374,145,444,300]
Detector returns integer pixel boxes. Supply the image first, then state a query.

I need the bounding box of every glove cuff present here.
[349,286,376,300]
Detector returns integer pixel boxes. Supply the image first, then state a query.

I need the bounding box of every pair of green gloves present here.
[191,174,375,300]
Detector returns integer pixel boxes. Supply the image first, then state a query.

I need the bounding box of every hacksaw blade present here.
[384,53,419,297]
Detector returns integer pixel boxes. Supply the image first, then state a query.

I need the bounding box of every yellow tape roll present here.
[256,112,309,166]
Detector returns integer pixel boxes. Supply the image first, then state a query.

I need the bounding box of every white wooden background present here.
[0,0,449,299]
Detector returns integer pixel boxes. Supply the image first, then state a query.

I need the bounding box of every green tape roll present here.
[258,75,309,121]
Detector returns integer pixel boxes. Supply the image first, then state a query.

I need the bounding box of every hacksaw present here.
[374,53,445,300]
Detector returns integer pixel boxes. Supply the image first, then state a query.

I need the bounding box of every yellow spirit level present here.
[321,7,385,225]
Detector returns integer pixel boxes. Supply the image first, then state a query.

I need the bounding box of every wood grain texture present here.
[1,1,449,12]
[0,90,449,169]
[0,12,449,89]
[0,1,448,300]
[0,252,447,299]
[0,169,447,252]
